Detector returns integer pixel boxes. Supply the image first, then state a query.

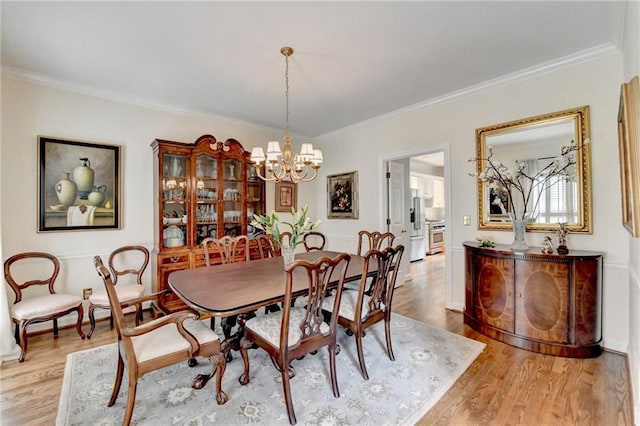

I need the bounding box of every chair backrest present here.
[362,245,404,317]
[202,235,250,266]
[281,253,351,350]
[303,231,327,252]
[94,256,130,336]
[108,245,149,286]
[278,231,292,250]
[356,230,396,256]
[4,252,60,303]
[255,234,276,258]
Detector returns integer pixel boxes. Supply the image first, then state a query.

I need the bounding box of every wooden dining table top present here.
[168,250,372,317]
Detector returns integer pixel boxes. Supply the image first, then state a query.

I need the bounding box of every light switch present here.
[463,215,471,226]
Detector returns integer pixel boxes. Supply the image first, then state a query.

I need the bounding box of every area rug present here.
[57,314,484,425]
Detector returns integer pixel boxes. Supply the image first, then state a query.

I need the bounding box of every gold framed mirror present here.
[475,106,592,233]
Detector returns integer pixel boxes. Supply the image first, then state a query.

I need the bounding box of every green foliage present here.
[251,205,320,248]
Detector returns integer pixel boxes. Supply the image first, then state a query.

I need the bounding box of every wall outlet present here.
[83,288,93,300]
[463,215,471,226]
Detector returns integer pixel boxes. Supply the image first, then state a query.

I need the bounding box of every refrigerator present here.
[409,189,426,261]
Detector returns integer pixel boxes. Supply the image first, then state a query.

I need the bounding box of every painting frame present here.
[275,181,297,212]
[327,171,359,219]
[38,136,121,232]
[617,76,640,237]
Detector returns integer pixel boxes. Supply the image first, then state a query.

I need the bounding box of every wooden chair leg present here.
[53,318,59,337]
[75,306,86,340]
[384,317,395,361]
[87,304,97,338]
[17,322,27,363]
[281,365,297,425]
[122,373,138,426]
[108,353,125,406]
[354,329,369,380]
[328,342,340,397]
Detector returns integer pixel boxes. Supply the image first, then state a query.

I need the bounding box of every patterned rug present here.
[56,314,484,425]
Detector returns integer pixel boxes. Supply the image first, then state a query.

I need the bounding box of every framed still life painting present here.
[327,171,358,219]
[38,136,121,232]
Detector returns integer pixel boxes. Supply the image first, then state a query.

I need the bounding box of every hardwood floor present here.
[0,253,633,425]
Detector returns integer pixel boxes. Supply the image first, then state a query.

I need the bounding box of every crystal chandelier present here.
[250,47,323,183]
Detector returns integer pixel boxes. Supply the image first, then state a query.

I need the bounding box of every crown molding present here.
[318,43,621,139]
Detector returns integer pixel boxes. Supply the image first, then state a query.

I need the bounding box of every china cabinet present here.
[463,242,602,358]
[151,134,265,308]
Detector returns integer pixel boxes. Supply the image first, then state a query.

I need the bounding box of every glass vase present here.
[281,245,296,269]
[509,212,529,252]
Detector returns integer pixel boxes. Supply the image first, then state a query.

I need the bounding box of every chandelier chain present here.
[285,52,290,137]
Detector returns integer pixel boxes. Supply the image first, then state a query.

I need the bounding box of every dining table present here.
[168,250,374,386]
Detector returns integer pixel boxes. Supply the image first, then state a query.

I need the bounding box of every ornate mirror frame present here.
[476,106,593,233]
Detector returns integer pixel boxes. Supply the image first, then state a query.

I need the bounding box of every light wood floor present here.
[0,253,634,425]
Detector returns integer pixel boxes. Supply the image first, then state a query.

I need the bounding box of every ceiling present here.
[0,1,625,138]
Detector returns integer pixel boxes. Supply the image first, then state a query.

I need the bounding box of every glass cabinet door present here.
[221,158,243,236]
[247,163,265,237]
[195,154,218,245]
[161,153,188,249]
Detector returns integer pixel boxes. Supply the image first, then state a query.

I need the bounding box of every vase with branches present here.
[470,139,587,250]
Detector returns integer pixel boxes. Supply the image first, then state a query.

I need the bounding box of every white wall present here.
[313,52,629,353]
[0,75,317,330]
[622,0,640,422]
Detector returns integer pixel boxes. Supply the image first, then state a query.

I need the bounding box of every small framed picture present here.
[38,136,121,232]
[275,181,297,212]
[327,171,358,219]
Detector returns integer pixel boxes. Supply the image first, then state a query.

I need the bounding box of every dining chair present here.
[202,235,251,338]
[238,252,351,425]
[93,256,228,425]
[356,230,396,255]
[278,231,292,252]
[322,244,404,380]
[202,235,250,266]
[303,231,326,252]
[255,233,276,258]
[4,252,85,362]
[87,245,149,338]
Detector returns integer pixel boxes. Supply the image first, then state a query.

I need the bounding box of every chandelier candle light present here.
[470,139,587,251]
[250,47,323,183]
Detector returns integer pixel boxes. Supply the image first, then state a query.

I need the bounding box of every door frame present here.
[379,143,453,309]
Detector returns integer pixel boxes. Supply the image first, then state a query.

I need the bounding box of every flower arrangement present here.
[251,205,320,248]
[470,139,586,221]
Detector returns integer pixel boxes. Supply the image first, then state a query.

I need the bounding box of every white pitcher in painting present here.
[55,171,77,206]
[72,157,94,200]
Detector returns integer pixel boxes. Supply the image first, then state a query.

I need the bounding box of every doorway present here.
[383,146,451,309]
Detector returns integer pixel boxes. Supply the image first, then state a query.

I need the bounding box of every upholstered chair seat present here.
[128,316,220,363]
[89,284,144,306]
[11,294,83,320]
[244,309,330,348]
[323,291,374,322]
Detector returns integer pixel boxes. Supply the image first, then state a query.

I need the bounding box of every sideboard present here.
[463,241,603,357]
